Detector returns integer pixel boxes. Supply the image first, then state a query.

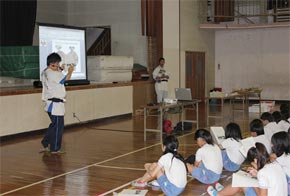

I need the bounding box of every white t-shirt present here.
[41,68,66,116]
[257,162,287,196]
[195,144,223,174]
[253,135,272,154]
[276,153,290,177]
[152,65,168,91]
[158,153,187,188]
[264,122,282,141]
[277,120,290,132]
[221,138,245,165]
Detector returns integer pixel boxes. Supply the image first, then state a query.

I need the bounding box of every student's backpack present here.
[163,120,173,134]
[173,121,192,134]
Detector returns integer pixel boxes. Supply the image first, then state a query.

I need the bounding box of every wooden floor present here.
[0,102,263,196]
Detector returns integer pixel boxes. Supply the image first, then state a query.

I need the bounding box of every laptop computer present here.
[175,88,193,101]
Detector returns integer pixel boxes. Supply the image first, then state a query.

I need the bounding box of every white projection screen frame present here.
[39,24,87,81]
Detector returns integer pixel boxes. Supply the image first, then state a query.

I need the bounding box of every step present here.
[277,15,290,18]
[276,19,290,22]
[276,11,290,15]
[276,7,290,11]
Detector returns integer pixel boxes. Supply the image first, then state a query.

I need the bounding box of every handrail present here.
[234,10,255,24]
[201,0,289,24]
[87,28,111,55]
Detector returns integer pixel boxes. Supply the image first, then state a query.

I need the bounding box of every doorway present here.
[185,51,206,127]
[185,51,205,99]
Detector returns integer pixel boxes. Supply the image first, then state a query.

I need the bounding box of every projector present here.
[163,98,177,104]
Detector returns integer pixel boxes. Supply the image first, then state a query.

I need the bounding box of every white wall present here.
[33,0,67,45]
[65,0,147,67]
[163,0,180,98]
[215,27,290,100]
[0,86,133,136]
[180,0,216,94]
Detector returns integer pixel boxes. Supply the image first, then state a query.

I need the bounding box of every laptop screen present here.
[175,88,192,101]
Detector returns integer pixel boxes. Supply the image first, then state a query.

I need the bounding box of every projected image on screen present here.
[39,24,87,81]
[52,40,80,72]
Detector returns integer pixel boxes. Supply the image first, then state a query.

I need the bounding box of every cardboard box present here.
[248,101,275,113]
[261,101,275,112]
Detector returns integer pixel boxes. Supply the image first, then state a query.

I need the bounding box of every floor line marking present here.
[1,131,196,196]
[0,142,161,195]
[98,179,138,196]
[98,132,197,196]
[92,142,162,166]
[94,165,146,171]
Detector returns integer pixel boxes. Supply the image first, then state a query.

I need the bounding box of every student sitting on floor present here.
[220,122,245,172]
[207,142,288,196]
[270,132,290,195]
[281,108,290,123]
[272,111,290,132]
[186,129,223,187]
[260,112,282,141]
[249,119,272,154]
[132,135,187,196]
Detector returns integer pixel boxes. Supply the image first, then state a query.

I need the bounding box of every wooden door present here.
[214,0,235,22]
[185,51,206,127]
[185,51,205,100]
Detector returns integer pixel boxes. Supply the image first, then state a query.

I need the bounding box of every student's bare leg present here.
[139,163,158,182]
[186,163,194,174]
[155,167,165,179]
[144,163,152,171]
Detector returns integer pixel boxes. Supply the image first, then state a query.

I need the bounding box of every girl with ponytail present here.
[132,135,187,195]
